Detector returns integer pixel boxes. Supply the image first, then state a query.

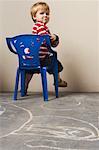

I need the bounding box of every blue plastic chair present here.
[6,34,58,101]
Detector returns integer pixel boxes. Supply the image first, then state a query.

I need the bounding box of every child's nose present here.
[44,13,47,16]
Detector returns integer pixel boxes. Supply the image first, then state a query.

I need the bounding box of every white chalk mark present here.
[77,102,81,105]
[21,115,99,138]
[26,145,70,150]
[15,126,99,141]
[0,103,33,139]
[0,106,6,115]
[25,139,88,149]
[13,115,99,141]
[41,100,82,111]
[26,124,34,131]
[0,102,99,142]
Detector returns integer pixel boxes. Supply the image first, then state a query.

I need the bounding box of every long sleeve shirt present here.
[32,21,59,59]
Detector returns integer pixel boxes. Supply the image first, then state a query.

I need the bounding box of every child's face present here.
[34,8,50,24]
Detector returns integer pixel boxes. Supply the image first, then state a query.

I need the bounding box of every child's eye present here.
[46,13,49,15]
[40,12,49,15]
[40,12,44,15]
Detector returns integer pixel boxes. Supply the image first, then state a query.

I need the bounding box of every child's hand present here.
[50,34,56,43]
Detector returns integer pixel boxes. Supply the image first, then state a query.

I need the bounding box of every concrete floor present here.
[0,92,99,150]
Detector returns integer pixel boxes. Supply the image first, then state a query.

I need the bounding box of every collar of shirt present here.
[36,21,48,28]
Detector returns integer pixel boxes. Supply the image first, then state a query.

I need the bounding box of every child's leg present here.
[25,73,33,94]
[57,63,67,87]
[46,51,67,87]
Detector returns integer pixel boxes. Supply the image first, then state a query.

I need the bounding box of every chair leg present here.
[54,75,58,98]
[14,68,20,101]
[48,50,58,98]
[53,63,58,98]
[41,67,48,101]
[21,70,25,97]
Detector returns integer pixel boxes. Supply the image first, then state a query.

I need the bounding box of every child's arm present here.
[50,34,59,47]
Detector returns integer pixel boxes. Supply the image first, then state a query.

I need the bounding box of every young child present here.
[25,2,67,94]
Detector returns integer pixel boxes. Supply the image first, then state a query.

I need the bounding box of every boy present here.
[25,2,67,94]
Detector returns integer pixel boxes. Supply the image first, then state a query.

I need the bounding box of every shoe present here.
[58,79,67,87]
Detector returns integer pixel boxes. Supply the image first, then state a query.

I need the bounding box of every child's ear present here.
[33,15,36,20]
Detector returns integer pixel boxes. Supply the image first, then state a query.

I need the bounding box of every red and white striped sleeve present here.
[32,24,38,35]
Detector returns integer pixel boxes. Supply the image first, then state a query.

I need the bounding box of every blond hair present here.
[30,2,50,22]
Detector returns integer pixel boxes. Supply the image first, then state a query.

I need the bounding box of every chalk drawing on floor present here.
[24,139,69,150]
[13,115,99,141]
[0,105,6,115]
[24,138,89,150]
[0,102,99,142]
[0,103,33,139]
[0,98,99,150]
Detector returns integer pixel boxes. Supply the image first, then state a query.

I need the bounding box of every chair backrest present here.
[6,34,51,69]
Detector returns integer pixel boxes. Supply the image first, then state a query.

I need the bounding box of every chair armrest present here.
[6,38,17,54]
